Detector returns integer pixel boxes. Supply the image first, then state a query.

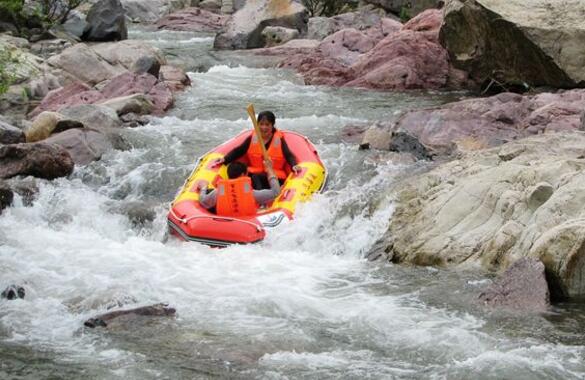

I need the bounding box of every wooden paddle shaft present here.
[246,104,271,164]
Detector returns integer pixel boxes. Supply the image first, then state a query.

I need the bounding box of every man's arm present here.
[253,176,281,205]
[198,188,217,209]
[281,138,297,167]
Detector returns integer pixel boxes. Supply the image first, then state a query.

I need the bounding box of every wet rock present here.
[0,182,14,212]
[1,285,25,300]
[60,104,121,130]
[82,0,128,42]
[0,143,74,180]
[113,200,158,227]
[388,131,432,160]
[158,65,191,92]
[44,128,121,165]
[100,94,153,116]
[478,258,549,312]
[84,303,176,328]
[120,112,150,127]
[6,177,39,206]
[132,56,161,77]
[360,125,391,150]
[156,7,228,32]
[440,0,585,89]
[340,124,368,144]
[0,120,25,145]
[262,26,299,47]
[214,0,308,49]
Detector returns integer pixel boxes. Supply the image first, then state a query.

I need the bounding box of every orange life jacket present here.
[247,130,287,179]
[216,176,258,217]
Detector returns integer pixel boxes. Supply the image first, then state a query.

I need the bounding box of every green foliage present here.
[0,0,86,38]
[302,0,355,17]
[0,47,18,95]
[399,6,411,23]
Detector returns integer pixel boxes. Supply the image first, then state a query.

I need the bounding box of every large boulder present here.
[92,40,166,73]
[82,0,128,42]
[384,90,585,156]
[47,43,127,85]
[120,0,191,23]
[29,82,105,119]
[59,104,121,130]
[214,0,309,49]
[371,132,585,299]
[43,128,121,165]
[440,0,585,90]
[155,7,229,32]
[0,143,74,179]
[306,10,395,40]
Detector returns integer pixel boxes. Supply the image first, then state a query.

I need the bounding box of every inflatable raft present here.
[167,130,327,247]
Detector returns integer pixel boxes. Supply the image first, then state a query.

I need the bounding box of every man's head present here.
[227,161,248,179]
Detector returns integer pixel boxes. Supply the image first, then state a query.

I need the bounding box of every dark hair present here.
[257,111,276,126]
[227,161,248,179]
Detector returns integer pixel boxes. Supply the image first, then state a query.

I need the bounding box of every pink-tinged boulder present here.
[478,257,550,312]
[363,18,402,41]
[156,7,228,32]
[29,83,105,119]
[159,65,191,92]
[387,89,585,155]
[319,29,377,66]
[101,72,174,115]
[278,9,469,91]
[0,143,74,179]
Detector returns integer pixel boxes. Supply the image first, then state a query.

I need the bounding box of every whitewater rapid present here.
[1,28,583,379]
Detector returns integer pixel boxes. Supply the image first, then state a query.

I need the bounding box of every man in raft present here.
[199,161,281,215]
[212,111,301,189]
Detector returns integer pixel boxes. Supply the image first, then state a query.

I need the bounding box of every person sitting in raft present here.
[199,161,281,216]
[212,110,301,190]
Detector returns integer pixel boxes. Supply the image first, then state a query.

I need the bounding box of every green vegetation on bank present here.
[0,0,86,39]
[0,47,17,95]
[302,0,356,17]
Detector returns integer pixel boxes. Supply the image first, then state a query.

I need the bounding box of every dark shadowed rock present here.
[82,0,128,42]
[389,131,432,160]
[0,182,14,212]
[1,285,25,300]
[0,120,25,145]
[84,303,176,328]
[0,143,74,180]
[478,258,550,312]
[133,56,161,77]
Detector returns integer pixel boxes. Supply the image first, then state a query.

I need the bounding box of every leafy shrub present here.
[0,47,17,95]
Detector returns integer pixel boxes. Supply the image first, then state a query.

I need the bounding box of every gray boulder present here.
[214,0,308,49]
[59,104,121,130]
[82,0,128,41]
[1,285,25,300]
[478,257,550,312]
[0,143,74,180]
[0,182,14,212]
[373,132,585,299]
[43,128,121,165]
[440,0,585,89]
[262,26,300,47]
[0,120,25,145]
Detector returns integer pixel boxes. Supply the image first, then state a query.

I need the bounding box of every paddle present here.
[246,104,272,168]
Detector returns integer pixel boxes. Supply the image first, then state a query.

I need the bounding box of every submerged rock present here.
[0,182,14,212]
[478,257,550,312]
[84,303,176,328]
[1,285,25,300]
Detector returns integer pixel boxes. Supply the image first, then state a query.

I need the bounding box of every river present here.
[0,28,584,379]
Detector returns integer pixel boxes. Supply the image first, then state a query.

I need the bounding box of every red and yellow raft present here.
[167,130,327,247]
